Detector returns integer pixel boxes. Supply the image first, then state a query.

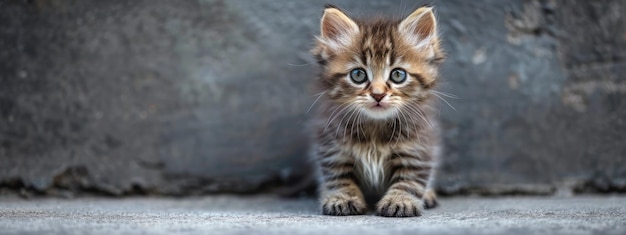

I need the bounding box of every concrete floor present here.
[0,195,625,235]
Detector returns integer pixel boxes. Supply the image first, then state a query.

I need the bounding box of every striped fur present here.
[310,5,444,217]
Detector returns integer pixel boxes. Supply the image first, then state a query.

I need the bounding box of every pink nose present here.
[371,93,386,102]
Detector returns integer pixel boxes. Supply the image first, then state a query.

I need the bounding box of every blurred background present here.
[0,0,624,198]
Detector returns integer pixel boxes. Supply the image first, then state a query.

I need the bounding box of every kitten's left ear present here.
[399,6,438,48]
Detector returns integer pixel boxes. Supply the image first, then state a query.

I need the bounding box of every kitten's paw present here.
[423,188,439,209]
[376,194,423,217]
[321,194,367,216]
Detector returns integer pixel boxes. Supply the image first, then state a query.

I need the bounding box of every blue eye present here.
[390,69,407,83]
[350,69,367,84]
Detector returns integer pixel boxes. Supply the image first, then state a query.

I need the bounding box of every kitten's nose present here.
[371,93,386,102]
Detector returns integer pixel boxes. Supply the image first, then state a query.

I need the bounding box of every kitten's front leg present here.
[377,152,432,217]
[317,152,367,216]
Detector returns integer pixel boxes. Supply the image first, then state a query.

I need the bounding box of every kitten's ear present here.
[399,6,438,48]
[319,6,359,50]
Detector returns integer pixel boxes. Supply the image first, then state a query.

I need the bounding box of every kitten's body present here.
[310,5,444,217]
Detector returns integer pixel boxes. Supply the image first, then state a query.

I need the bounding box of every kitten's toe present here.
[321,194,367,216]
[376,194,423,217]
[423,188,439,209]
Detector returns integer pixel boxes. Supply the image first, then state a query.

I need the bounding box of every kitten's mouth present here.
[371,102,388,109]
[363,103,395,119]
[367,102,392,112]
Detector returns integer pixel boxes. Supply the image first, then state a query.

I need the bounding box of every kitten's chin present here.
[362,106,397,120]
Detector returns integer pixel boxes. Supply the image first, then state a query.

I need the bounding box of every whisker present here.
[395,114,402,146]
[323,104,343,131]
[345,106,360,139]
[359,111,366,139]
[333,107,351,139]
[404,104,434,129]
[336,105,357,137]
[349,108,360,139]
[430,90,459,99]
[412,101,440,116]
[415,105,435,128]
[397,110,408,146]
[402,109,422,144]
[408,106,426,142]
[431,92,457,112]
[311,90,327,97]
[413,106,433,128]
[306,90,327,114]
[388,114,397,145]
[324,103,351,132]
[404,107,422,140]
[287,62,313,67]
[355,109,364,140]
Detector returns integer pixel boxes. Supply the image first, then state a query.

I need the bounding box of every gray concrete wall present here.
[1,0,624,196]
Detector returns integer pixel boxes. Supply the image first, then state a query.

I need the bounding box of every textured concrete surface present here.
[1,196,625,235]
[1,0,625,196]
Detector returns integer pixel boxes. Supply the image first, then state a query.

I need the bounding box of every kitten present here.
[310,5,444,217]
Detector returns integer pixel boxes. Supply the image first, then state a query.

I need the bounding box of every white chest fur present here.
[351,143,391,191]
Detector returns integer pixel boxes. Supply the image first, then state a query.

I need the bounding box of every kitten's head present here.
[312,5,444,120]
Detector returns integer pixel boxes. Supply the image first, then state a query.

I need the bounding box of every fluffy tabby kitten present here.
[310,5,444,217]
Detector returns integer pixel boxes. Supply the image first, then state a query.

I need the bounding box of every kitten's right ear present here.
[319,6,359,50]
